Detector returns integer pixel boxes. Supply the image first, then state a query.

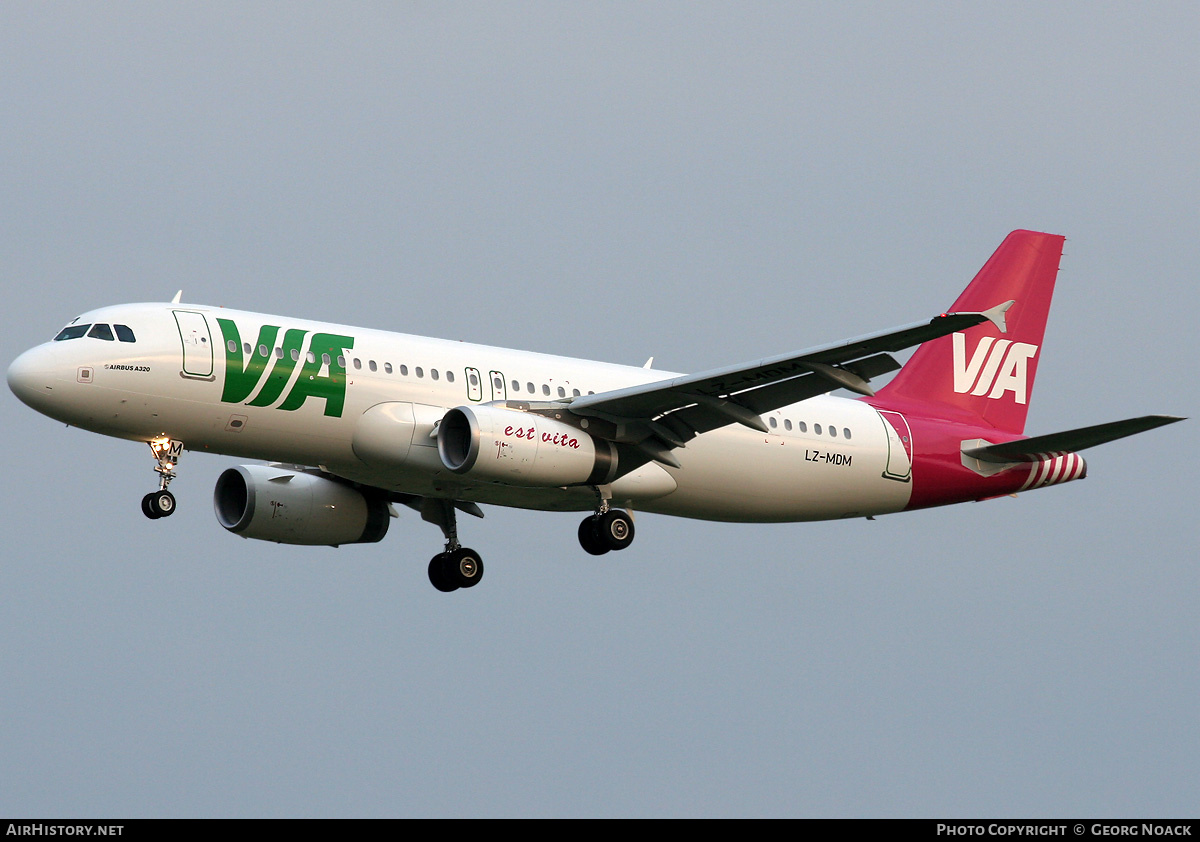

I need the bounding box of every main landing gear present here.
[142,437,183,519]
[428,547,484,593]
[577,490,636,556]
[421,499,484,593]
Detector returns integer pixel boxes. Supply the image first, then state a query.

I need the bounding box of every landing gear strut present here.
[421,499,484,593]
[142,437,183,519]
[578,488,635,555]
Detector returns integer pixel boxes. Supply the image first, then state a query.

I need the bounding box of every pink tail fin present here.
[876,230,1065,434]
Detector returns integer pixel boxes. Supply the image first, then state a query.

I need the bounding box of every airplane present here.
[7,230,1183,592]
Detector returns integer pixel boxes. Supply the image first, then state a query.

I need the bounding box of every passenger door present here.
[173,310,214,379]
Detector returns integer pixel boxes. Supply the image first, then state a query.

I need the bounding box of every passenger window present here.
[470,373,479,386]
[431,369,440,381]
[369,360,377,372]
[88,324,115,341]
[511,379,519,392]
[275,347,283,358]
[784,419,792,431]
[114,324,136,342]
[259,344,268,357]
[290,348,300,362]
[768,416,777,428]
[829,426,837,438]
[814,424,822,435]
[798,422,808,433]
[843,428,851,440]
[336,355,345,368]
[321,353,331,366]
[446,370,454,382]
[542,384,550,396]
[244,342,253,355]
[527,382,535,393]
[557,386,566,398]
[400,364,409,376]
[416,367,424,378]
[572,389,580,397]
[385,363,393,374]
[495,377,504,391]
[54,324,91,341]
[227,339,237,353]
[353,358,361,370]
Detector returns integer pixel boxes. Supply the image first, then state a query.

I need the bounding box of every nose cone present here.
[8,345,58,413]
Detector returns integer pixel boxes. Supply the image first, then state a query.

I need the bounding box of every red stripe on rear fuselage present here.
[863,395,1048,509]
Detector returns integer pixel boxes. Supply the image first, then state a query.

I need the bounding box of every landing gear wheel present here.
[153,490,176,517]
[598,509,635,551]
[428,554,459,593]
[141,493,162,520]
[578,516,610,555]
[446,547,484,589]
[142,490,176,519]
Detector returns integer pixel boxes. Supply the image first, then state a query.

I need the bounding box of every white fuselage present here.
[9,302,915,522]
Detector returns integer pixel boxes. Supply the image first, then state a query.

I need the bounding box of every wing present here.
[543,301,1014,467]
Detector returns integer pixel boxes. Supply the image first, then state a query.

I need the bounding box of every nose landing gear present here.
[142,437,183,519]
[141,489,176,519]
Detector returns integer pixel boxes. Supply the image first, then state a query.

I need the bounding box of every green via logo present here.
[216,319,354,417]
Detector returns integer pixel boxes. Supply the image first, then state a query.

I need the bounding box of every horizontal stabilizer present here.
[962,415,1185,463]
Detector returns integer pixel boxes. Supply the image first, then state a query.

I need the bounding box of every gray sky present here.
[1,2,1196,817]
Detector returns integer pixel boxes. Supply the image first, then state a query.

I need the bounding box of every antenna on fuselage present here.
[171,290,182,304]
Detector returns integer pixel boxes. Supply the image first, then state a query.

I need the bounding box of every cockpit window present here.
[114,324,136,342]
[88,323,115,341]
[54,324,91,341]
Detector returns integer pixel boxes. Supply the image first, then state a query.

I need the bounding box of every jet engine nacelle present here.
[214,465,390,546]
[438,405,618,487]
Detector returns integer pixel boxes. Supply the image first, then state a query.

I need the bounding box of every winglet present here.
[171,290,183,304]
[980,299,1014,333]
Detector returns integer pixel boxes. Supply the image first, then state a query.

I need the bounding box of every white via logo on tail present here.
[952,333,1038,404]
